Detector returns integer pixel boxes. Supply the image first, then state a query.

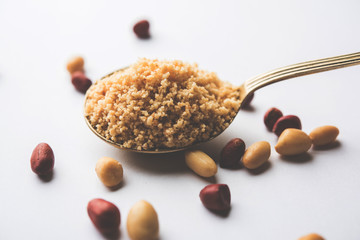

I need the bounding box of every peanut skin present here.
[264,107,283,131]
[87,198,121,235]
[133,20,150,39]
[273,115,302,136]
[199,184,231,211]
[220,138,245,169]
[71,71,92,94]
[30,143,54,176]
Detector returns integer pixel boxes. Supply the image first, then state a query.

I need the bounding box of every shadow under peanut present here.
[121,151,188,174]
[38,170,55,182]
[118,130,242,176]
[312,140,341,151]
[280,152,313,164]
[102,229,121,240]
[246,161,272,175]
[220,163,243,171]
[240,104,256,112]
[207,206,232,218]
[107,179,126,192]
[195,131,239,164]
[197,175,218,184]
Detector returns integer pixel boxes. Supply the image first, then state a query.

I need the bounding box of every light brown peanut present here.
[127,200,159,240]
[242,141,271,169]
[275,128,312,156]
[95,157,123,187]
[185,150,217,177]
[298,233,325,240]
[309,125,339,146]
[66,56,84,74]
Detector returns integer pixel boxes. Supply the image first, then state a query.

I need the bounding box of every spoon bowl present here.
[84,52,360,153]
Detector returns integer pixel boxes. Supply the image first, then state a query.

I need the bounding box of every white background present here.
[1,0,360,239]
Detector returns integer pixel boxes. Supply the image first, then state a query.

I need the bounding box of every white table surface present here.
[1,0,360,239]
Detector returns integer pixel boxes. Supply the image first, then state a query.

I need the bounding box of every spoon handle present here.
[243,52,360,94]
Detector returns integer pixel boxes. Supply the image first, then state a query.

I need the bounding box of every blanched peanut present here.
[95,157,123,187]
[127,200,159,240]
[275,129,312,156]
[309,125,339,146]
[185,150,217,177]
[66,56,84,74]
[242,141,271,169]
[298,233,325,240]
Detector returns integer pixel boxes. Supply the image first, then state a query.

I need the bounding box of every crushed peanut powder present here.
[85,59,242,151]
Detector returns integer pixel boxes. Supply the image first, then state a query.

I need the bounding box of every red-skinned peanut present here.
[30,143,54,176]
[264,107,283,131]
[71,71,92,94]
[87,198,121,235]
[273,115,301,136]
[199,184,231,211]
[133,20,150,39]
[220,138,245,169]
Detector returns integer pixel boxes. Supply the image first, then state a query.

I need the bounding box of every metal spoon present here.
[84,52,360,153]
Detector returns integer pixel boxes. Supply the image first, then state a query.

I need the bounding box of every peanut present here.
[133,20,150,39]
[298,233,325,240]
[127,200,159,240]
[242,141,271,169]
[309,125,339,146]
[220,138,245,169]
[199,184,231,211]
[264,107,283,131]
[95,157,123,187]
[87,198,121,235]
[66,56,84,74]
[30,143,55,176]
[71,71,92,94]
[275,128,312,156]
[185,150,217,177]
[273,115,302,136]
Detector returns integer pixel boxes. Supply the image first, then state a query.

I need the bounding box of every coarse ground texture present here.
[85,59,242,151]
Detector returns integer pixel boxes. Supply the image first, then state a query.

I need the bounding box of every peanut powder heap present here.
[85,59,242,151]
